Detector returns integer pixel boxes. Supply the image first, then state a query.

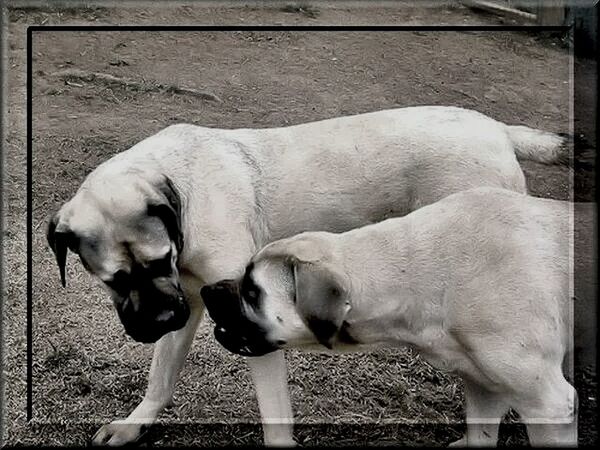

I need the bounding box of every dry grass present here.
[8,4,110,24]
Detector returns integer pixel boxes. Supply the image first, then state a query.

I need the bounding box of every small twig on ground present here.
[50,68,222,103]
[280,3,320,18]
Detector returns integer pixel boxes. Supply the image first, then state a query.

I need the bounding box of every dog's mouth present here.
[117,292,190,343]
[213,325,277,357]
[201,279,279,356]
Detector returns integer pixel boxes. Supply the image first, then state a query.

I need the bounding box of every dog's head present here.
[47,171,189,343]
[202,233,357,356]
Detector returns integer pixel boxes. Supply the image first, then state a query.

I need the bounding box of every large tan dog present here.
[202,188,592,447]
[47,106,568,446]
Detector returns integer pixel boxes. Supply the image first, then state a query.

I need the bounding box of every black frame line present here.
[26,23,573,423]
[27,25,569,32]
[26,25,33,423]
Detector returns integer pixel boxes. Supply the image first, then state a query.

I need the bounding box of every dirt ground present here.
[2,1,597,447]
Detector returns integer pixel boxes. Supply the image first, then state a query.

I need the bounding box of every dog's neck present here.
[335,216,456,357]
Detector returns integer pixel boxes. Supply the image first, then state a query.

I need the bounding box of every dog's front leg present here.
[246,350,295,447]
[92,300,205,446]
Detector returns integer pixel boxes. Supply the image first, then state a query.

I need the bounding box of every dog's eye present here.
[106,270,130,296]
[243,287,261,307]
[241,263,261,306]
[242,282,260,304]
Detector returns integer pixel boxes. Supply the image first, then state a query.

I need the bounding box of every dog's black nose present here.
[201,280,240,326]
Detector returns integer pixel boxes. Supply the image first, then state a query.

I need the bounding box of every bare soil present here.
[2,2,596,447]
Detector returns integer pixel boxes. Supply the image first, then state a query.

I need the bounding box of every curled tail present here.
[506,125,569,165]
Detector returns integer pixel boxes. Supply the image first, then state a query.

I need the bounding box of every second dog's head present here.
[47,170,189,343]
[202,232,359,357]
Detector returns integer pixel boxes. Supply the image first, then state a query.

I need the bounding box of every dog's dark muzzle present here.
[116,288,190,344]
[201,280,277,357]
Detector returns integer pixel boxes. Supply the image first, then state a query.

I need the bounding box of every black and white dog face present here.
[47,173,190,343]
[202,233,357,356]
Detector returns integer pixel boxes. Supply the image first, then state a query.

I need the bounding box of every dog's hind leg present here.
[92,284,206,446]
[518,373,578,447]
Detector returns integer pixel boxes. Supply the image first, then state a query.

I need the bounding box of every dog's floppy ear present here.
[148,175,184,253]
[46,213,79,288]
[293,261,351,349]
[260,236,351,348]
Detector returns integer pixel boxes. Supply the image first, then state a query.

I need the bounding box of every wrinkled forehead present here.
[75,225,172,280]
[75,233,122,279]
[62,198,171,278]
[64,183,149,222]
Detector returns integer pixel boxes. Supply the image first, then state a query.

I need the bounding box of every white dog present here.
[47,106,567,446]
[202,187,584,447]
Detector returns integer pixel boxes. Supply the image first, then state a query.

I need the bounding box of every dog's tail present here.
[506,125,569,165]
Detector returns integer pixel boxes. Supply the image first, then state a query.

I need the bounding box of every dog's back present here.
[71,106,565,247]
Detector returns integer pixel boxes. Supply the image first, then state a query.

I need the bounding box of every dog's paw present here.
[266,437,297,447]
[263,425,296,447]
[91,421,147,446]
